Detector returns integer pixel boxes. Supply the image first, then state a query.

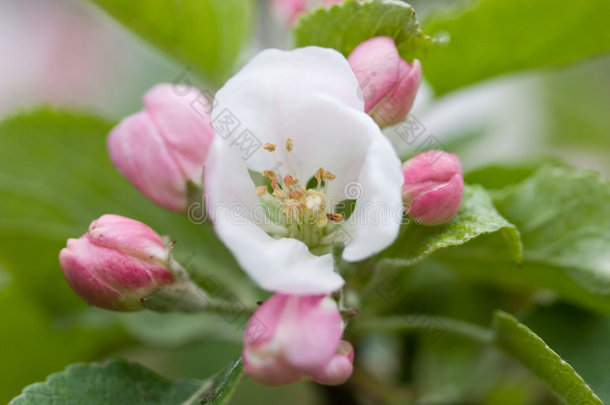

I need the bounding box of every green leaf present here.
[10,358,244,405]
[493,166,610,298]
[360,185,521,307]
[10,359,201,405]
[380,184,522,266]
[492,311,603,405]
[89,0,253,85]
[0,286,127,403]
[200,358,243,405]
[464,163,548,191]
[421,0,610,94]
[294,0,439,62]
[404,166,610,314]
[526,304,610,403]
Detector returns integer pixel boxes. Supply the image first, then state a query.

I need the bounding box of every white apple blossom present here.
[205,47,403,295]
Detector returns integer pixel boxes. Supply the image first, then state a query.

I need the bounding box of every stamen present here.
[289,189,303,199]
[315,167,325,184]
[282,200,300,218]
[326,212,344,223]
[322,170,336,181]
[283,175,294,191]
[256,186,268,196]
[255,145,345,250]
[285,138,294,152]
[273,188,286,199]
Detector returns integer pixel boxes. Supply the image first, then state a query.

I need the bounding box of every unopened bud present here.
[348,36,422,127]
[272,0,343,26]
[402,150,464,226]
[107,84,214,211]
[243,294,354,386]
[59,214,185,311]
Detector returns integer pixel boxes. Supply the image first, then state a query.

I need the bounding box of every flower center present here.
[256,139,345,252]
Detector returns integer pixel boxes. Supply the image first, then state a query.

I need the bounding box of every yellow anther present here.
[257,161,340,242]
[263,143,276,152]
[285,138,294,152]
[326,212,344,223]
[322,170,336,181]
[315,168,325,182]
[289,190,303,199]
[273,188,286,200]
[256,186,268,196]
[283,175,294,190]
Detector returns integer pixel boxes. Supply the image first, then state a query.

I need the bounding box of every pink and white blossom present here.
[204,47,403,295]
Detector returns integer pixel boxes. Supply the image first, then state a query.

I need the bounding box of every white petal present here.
[212,206,343,294]
[342,132,404,261]
[212,47,364,181]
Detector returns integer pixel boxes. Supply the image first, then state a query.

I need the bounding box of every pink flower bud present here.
[311,340,354,385]
[243,294,353,386]
[402,150,464,226]
[107,84,214,211]
[348,36,422,127]
[271,0,343,26]
[271,0,307,25]
[59,214,176,311]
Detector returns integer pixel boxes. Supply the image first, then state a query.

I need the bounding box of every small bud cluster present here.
[243,294,353,386]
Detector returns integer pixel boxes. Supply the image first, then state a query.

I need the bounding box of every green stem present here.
[350,315,495,344]
[142,280,256,315]
[147,254,257,315]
